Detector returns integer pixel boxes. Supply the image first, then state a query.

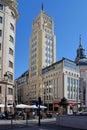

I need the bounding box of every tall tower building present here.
[30,5,56,78]
[29,5,56,104]
[0,0,18,111]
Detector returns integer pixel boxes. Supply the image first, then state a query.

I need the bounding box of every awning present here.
[69,102,76,107]
[16,104,32,108]
[0,104,4,107]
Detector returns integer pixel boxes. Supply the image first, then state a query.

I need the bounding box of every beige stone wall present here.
[0,0,18,111]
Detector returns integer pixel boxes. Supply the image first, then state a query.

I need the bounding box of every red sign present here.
[54,103,58,107]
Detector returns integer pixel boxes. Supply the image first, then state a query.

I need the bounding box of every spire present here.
[79,35,82,48]
[75,35,87,64]
[41,3,44,11]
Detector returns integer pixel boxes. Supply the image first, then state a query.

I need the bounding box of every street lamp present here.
[4,72,8,117]
[38,97,41,126]
[15,81,18,105]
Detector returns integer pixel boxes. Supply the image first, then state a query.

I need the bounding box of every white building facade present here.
[42,58,80,112]
[0,0,18,112]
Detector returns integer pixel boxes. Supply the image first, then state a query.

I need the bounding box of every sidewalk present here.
[0,118,56,129]
[0,118,82,130]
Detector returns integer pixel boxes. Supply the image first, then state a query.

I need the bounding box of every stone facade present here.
[28,7,56,105]
[42,58,80,111]
[75,36,87,108]
[0,0,18,112]
[14,70,29,105]
[15,58,80,113]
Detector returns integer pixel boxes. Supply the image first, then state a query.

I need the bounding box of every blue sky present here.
[15,0,87,79]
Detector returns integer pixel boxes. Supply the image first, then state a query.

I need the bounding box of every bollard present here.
[38,104,40,126]
[11,119,13,128]
[26,113,28,126]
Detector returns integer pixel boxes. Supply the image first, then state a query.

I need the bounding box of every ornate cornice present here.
[1,0,19,19]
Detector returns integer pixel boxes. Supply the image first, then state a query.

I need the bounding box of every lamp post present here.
[15,81,18,105]
[4,72,8,117]
[38,97,41,126]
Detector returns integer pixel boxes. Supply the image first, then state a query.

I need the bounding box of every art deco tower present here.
[28,5,56,103]
[30,5,56,78]
[0,0,18,109]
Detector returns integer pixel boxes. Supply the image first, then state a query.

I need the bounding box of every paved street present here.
[0,118,83,130]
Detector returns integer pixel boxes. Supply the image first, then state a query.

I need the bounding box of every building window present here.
[71,94,73,99]
[9,61,13,68]
[68,93,70,99]
[11,12,15,18]
[9,74,13,80]
[0,30,2,36]
[9,48,13,56]
[10,23,14,31]
[8,88,13,95]
[49,88,51,93]
[0,17,2,23]
[0,57,1,64]
[0,86,1,93]
[67,85,70,91]
[0,4,3,10]
[9,35,14,43]
[8,100,13,105]
[0,43,1,50]
[71,86,73,91]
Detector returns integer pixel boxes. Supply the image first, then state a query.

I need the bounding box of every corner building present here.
[42,58,80,112]
[29,7,56,104]
[0,0,18,112]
